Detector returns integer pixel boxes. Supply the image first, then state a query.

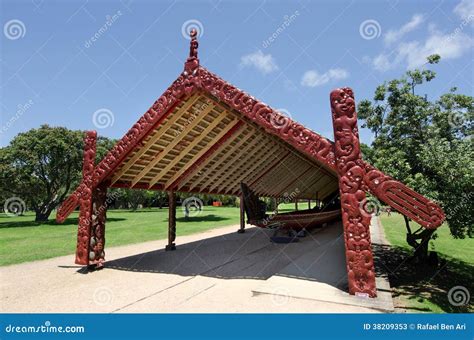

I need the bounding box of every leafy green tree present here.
[0,125,115,222]
[358,55,473,238]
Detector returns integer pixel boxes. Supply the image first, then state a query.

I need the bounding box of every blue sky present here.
[1,0,473,147]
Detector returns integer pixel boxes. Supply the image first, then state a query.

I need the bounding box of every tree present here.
[0,125,115,222]
[358,55,473,239]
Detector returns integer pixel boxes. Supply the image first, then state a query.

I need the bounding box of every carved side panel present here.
[330,88,377,298]
[89,183,107,266]
[361,163,445,229]
[75,131,97,265]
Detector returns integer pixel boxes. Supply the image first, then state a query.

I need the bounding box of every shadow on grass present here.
[176,214,229,223]
[0,217,126,229]
[373,243,473,313]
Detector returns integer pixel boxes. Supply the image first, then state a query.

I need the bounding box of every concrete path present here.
[1,220,392,313]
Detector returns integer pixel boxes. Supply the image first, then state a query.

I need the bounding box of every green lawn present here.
[0,206,240,266]
[380,213,473,313]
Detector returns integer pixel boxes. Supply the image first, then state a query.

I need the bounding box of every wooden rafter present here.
[187,129,256,191]
[201,133,263,193]
[131,102,215,186]
[221,139,281,194]
[147,112,230,188]
[164,118,241,190]
[111,94,200,185]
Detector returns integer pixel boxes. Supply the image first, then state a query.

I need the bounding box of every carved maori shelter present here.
[57,30,445,298]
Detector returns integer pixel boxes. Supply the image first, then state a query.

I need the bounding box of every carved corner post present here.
[238,193,246,233]
[75,131,97,265]
[90,183,108,268]
[330,88,377,298]
[166,191,177,251]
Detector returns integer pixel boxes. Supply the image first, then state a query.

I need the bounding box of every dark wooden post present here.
[274,197,278,213]
[295,199,298,211]
[75,131,96,266]
[90,183,107,269]
[166,191,176,250]
[308,199,311,209]
[238,193,245,233]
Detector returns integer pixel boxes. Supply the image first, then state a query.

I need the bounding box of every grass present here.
[379,213,473,313]
[0,206,241,266]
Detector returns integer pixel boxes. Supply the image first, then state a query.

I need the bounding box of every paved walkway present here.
[1,219,392,313]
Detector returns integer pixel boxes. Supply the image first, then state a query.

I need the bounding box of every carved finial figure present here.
[189,28,198,59]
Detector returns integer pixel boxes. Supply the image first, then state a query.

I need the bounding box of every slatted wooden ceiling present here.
[109,92,339,200]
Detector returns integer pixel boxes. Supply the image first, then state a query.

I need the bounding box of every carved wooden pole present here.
[75,131,97,265]
[238,193,245,233]
[166,191,176,250]
[90,183,107,268]
[330,88,377,298]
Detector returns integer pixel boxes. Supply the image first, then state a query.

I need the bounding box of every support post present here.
[238,193,245,233]
[308,199,311,209]
[166,191,176,251]
[274,198,278,213]
[295,199,298,211]
[75,131,97,265]
[90,183,107,268]
[330,88,377,297]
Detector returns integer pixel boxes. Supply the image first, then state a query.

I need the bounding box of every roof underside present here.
[108,92,338,200]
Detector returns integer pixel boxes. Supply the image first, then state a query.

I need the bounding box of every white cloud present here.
[384,14,425,45]
[372,27,473,71]
[454,0,474,25]
[240,50,278,74]
[300,68,349,87]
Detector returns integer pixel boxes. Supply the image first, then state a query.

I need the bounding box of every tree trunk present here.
[35,210,51,222]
